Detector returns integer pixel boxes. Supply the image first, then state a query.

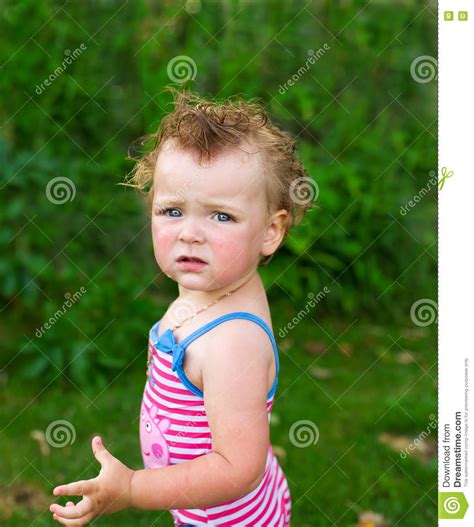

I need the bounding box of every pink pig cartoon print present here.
[140,400,172,469]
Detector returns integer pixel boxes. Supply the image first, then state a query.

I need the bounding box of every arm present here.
[131,319,273,510]
[131,450,252,510]
[49,321,273,523]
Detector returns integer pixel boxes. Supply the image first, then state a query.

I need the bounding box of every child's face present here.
[151,139,278,293]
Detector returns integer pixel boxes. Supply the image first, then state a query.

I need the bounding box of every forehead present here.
[153,140,265,202]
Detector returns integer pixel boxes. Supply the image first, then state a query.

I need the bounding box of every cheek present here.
[211,231,257,273]
[151,221,175,264]
[213,235,246,257]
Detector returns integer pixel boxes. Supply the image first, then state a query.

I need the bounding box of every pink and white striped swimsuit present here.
[139,311,292,526]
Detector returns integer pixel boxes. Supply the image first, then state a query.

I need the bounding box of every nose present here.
[177,219,204,244]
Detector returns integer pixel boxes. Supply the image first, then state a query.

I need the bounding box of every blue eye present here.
[214,212,233,222]
[159,208,182,217]
[157,208,234,222]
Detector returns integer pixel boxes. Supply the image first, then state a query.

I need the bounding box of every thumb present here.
[92,436,112,464]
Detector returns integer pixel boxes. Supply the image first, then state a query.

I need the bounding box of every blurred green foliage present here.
[1,0,436,387]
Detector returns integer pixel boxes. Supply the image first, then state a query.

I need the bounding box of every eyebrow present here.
[153,197,242,214]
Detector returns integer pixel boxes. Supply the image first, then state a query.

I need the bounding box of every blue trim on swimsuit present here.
[149,312,279,400]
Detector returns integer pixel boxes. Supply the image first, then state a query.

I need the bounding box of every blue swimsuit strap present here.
[179,311,280,398]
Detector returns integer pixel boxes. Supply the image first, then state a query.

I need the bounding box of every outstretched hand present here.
[50,436,135,526]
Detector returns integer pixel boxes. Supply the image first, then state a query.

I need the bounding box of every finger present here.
[51,497,93,519]
[54,479,94,497]
[66,501,74,507]
[91,436,113,466]
[53,510,95,526]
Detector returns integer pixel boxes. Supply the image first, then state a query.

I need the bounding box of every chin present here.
[176,274,210,289]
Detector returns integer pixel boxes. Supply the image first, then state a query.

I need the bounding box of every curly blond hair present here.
[125,88,315,266]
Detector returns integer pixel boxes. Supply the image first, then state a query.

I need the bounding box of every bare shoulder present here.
[201,316,275,395]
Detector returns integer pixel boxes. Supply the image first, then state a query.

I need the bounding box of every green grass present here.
[0,312,437,526]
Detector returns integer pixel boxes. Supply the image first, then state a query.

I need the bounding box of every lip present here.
[177,255,207,264]
[144,451,150,456]
[176,255,207,272]
[176,259,208,272]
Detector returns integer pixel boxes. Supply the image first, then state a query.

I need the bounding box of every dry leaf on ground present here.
[279,338,293,351]
[400,327,428,339]
[0,484,50,521]
[339,342,354,357]
[367,325,386,336]
[395,351,416,364]
[358,510,391,527]
[30,430,50,456]
[272,445,287,460]
[304,342,327,356]
[310,367,333,379]
[379,432,412,451]
[378,432,436,462]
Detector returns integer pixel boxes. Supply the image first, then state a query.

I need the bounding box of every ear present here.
[260,209,289,257]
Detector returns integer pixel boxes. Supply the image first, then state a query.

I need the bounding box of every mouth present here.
[144,451,150,456]
[176,256,208,272]
[177,256,206,263]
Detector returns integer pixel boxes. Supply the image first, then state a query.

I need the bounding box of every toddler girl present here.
[50,90,313,526]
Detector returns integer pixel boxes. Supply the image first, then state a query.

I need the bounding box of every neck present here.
[176,269,259,307]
